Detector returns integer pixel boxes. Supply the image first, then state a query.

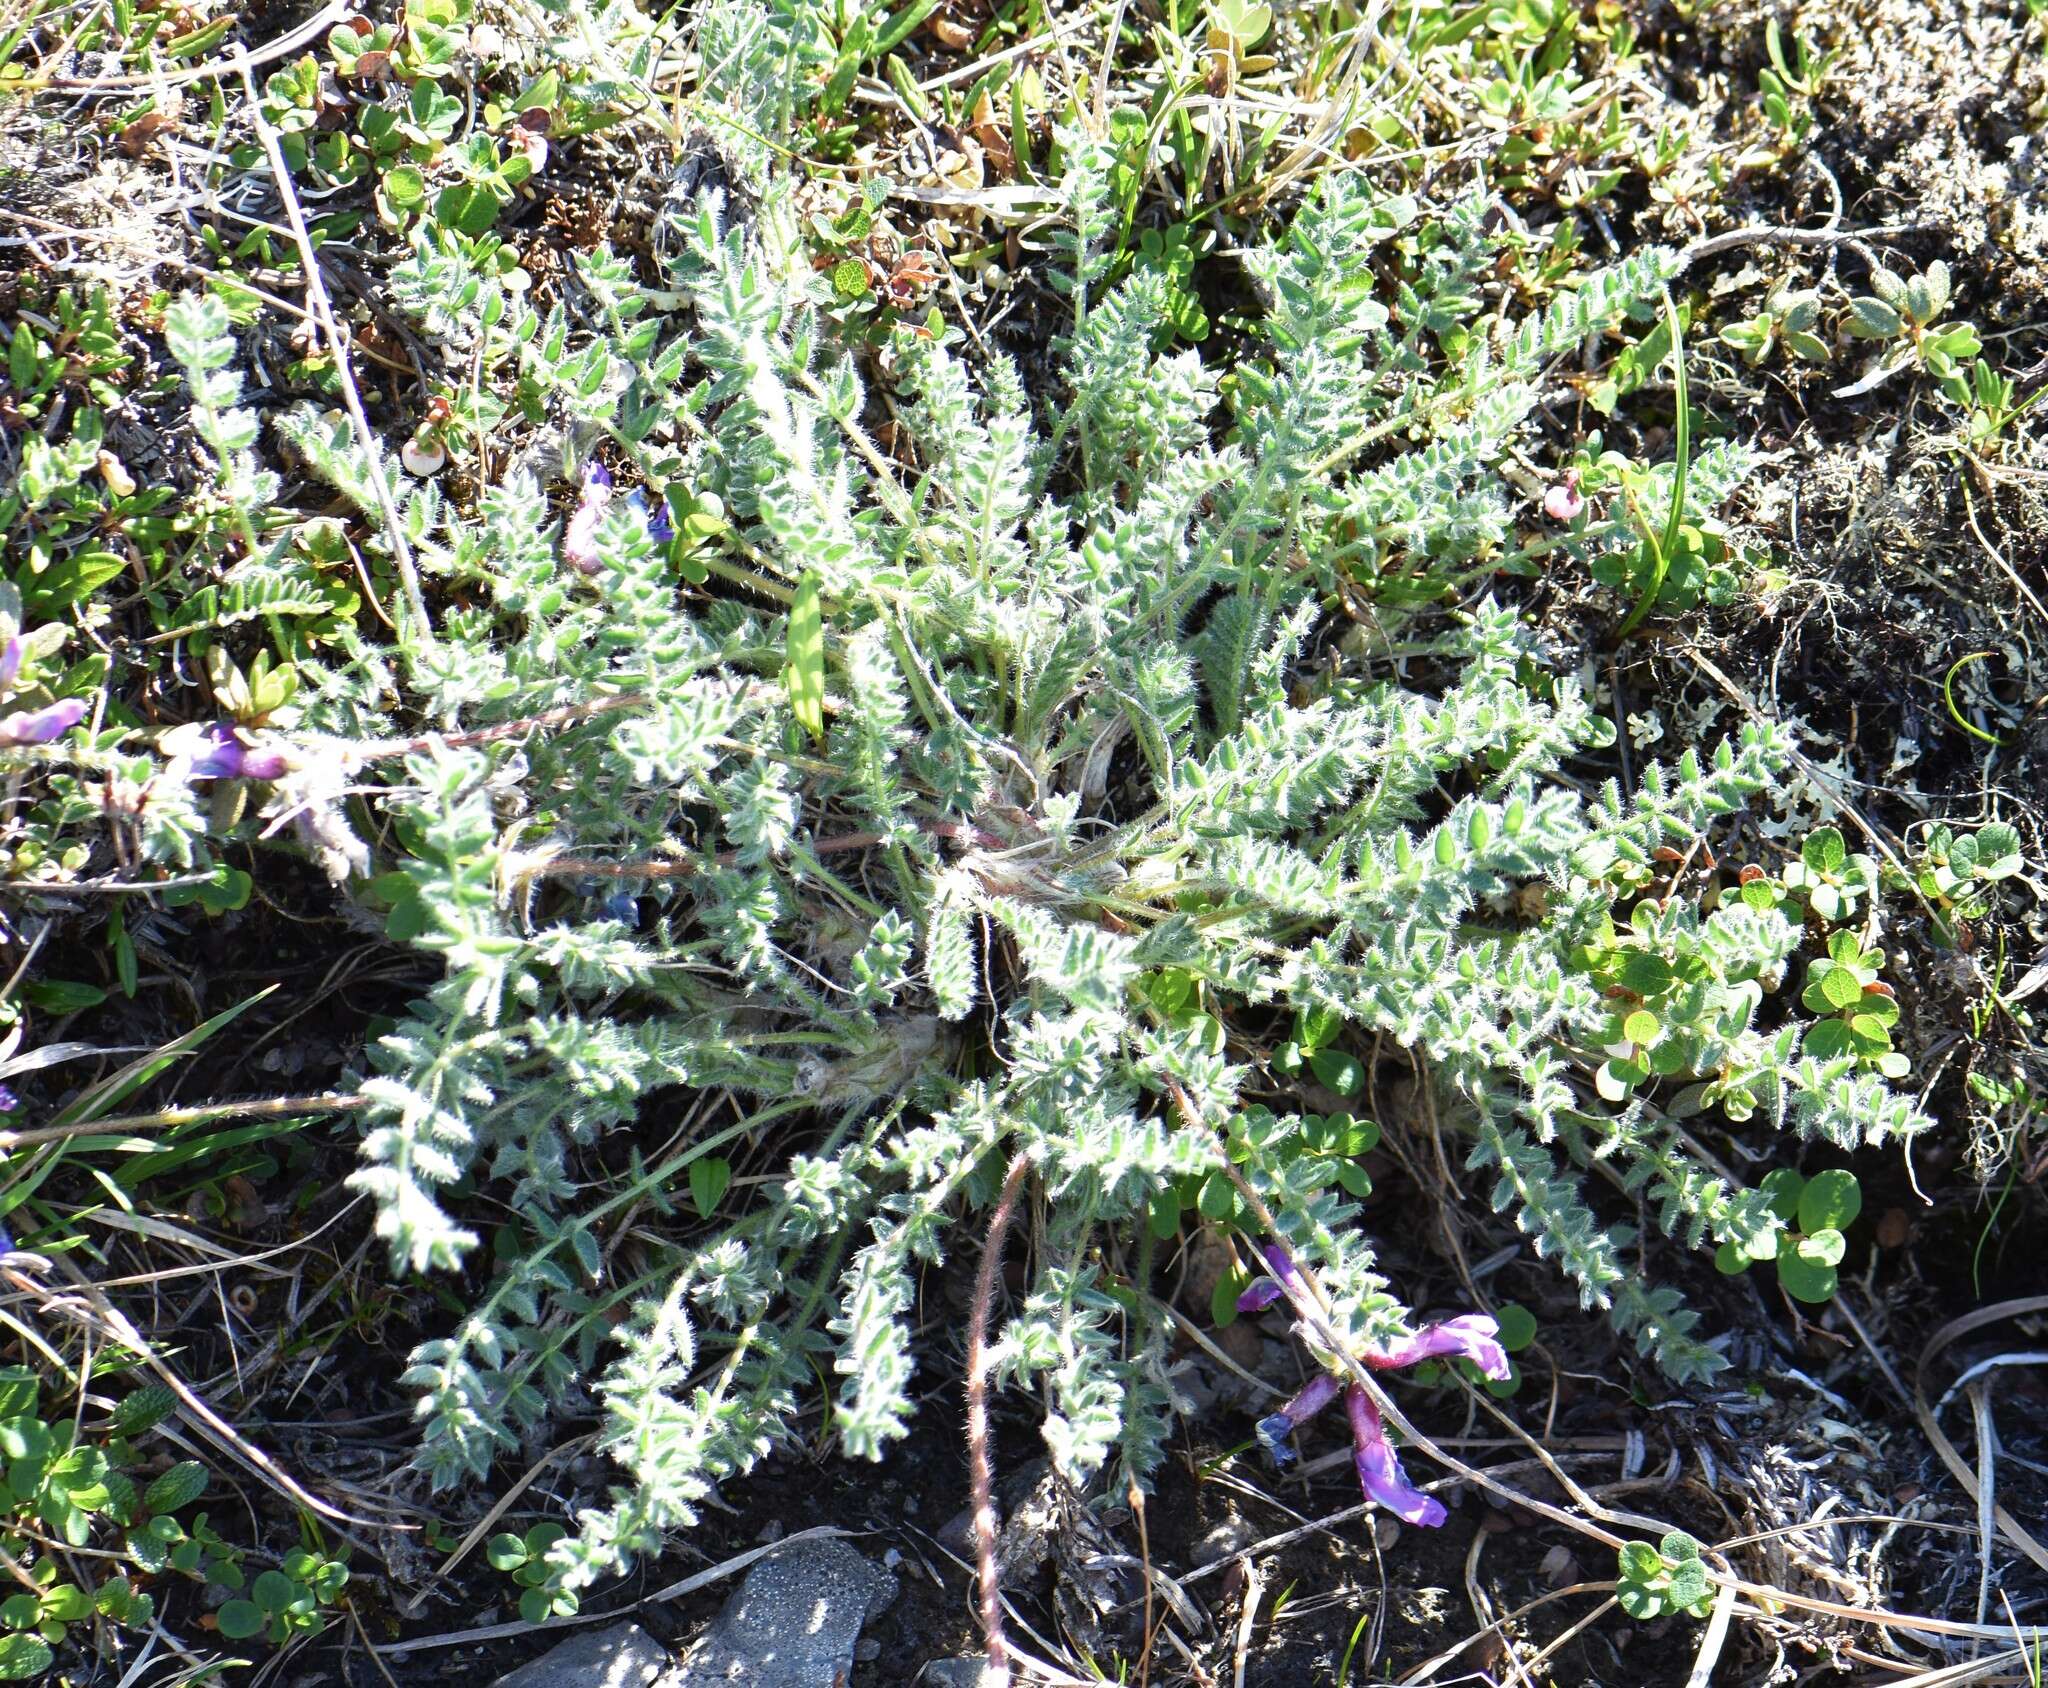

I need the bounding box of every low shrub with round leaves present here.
[1899,821,2025,939]
[1781,827,1879,925]
[0,1559,154,1680]
[1802,933,1908,1079]
[1617,1530,1715,1621]
[487,1523,580,1623]
[1714,1167,1861,1302]
[214,1549,348,1645]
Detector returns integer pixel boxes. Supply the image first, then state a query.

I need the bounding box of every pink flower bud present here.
[0,697,88,747]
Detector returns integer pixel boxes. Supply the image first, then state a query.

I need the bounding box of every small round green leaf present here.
[1615,951,1673,995]
[382,163,428,209]
[1802,1019,1852,1060]
[1797,1168,1861,1235]
[41,1584,90,1623]
[1658,1530,1701,1562]
[831,258,871,301]
[486,1532,528,1571]
[1802,828,1846,873]
[1775,1250,1837,1304]
[96,1575,154,1628]
[1618,1541,1663,1580]
[1759,1168,1805,1223]
[1666,1557,1709,1608]
[215,1598,266,1639]
[1617,1582,1662,1621]
[1818,965,1862,1011]
[1196,1170,1238,1223]
[1307,1047,1362,1096]
[110,1382,178,1435]
[1493,1304,1538,1351]
[0,1372,36,1419]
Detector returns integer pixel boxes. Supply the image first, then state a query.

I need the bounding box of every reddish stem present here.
[965,1152,1032,1682]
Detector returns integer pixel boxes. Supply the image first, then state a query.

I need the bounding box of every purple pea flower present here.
[161,722,293,782]
[1235,1228,1510,1529]
[1236,1241,1308,1314]
[1346,1383,1445,1528]
[1254,1372,1339,1467]
[0,697,87,747]
[0,635,21,691]
[0,1086,17,1113]
[1365,1313,1511,1381]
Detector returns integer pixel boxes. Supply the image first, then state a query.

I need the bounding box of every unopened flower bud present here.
[1542,473,1584,522]
[97,451,138,498]
[401,433,447,476]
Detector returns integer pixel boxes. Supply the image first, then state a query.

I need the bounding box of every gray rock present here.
[920,1660,998,1688]
[491,1621,673,1688]
[1191,1513,1259,1567]
[675,1539,898,1687]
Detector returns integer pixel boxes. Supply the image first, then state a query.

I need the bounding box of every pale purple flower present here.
[0,1086,17,1112]
[1365,1313,1510,1381]
[562,461,613,575]
[160,722,292,782]
[0,697,87,747]
[1346,1383,1445,1528]
[0,635,21,691]
[1254,1372,1339,1467]
[1236,1241,1307,1313]
[565,464,678,572]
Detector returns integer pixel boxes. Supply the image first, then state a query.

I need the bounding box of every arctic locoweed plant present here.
[22,126,1933,1601]
[309,144,1936,1597]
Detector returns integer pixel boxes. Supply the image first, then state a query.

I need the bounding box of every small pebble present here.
[1192,1513,1259,1567]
